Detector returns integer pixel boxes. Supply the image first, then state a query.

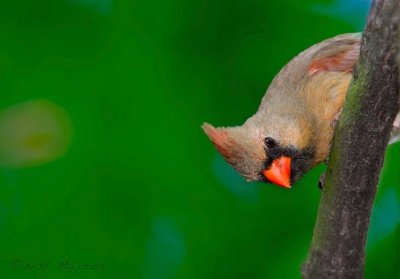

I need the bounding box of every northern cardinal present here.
[202,33,400,189]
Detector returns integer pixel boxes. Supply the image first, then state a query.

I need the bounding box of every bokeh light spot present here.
[0,100,72,168]
[143,217,185,279]
[368,187,400,249]
[213,153,260,205]
[312,0,371,29]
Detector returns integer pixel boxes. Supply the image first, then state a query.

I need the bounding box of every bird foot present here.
[318,171,326,192]
[393,112,400,129]
[331,109,342,129]
[389,111,400,144]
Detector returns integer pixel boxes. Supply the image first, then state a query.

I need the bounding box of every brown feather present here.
[203,33,364,183]
[202,123,233,160]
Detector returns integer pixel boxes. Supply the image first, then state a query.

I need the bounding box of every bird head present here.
[202,118,315,189]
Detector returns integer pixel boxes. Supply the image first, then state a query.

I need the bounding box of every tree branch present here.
[301,1,400,278]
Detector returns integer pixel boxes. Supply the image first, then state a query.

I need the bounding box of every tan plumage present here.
[203,33,400,187]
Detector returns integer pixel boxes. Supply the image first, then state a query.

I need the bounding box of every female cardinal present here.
[202,33,400,189]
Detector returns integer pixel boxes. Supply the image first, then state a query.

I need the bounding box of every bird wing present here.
[307,33,361,76]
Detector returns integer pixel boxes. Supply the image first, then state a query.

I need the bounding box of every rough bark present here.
[301,1,400,278]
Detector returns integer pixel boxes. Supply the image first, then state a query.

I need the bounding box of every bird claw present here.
[393,112,400,129]
[331,109,342,129]
[318,171,326,192]
[388,112,400,144]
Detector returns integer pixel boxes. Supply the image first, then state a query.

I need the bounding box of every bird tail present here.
[389,111,400,144]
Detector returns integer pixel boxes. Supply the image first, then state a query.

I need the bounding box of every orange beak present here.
[262,156,291,188]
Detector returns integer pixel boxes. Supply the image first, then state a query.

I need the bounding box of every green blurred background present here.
[0,0,399,278]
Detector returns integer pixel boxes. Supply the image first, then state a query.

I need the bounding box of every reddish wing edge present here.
[308,42,360,76]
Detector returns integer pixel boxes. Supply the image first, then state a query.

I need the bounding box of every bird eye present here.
[264,137,276,148]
